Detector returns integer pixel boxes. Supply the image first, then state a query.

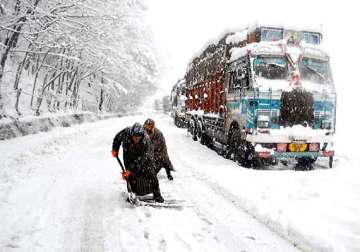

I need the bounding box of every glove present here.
[122,170,132,180]
[167,174,173,181]
[112,150,118,157]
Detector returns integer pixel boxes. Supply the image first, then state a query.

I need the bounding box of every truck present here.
[184,23,336,169]
[170,79,187,127]
[162,95,171,114]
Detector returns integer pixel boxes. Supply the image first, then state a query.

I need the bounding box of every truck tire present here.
[196,120,205,145]
[189,119,197,141]
[198,121,213,147]
[229,128,252,168]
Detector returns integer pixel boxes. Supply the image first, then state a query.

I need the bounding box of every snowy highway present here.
[0,113,299,252]
[1,113,359,252]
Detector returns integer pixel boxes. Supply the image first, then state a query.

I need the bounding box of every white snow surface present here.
[0,112,359,252]
[254,77,335,93]
[229,40,329,63]
[225,30,248,44]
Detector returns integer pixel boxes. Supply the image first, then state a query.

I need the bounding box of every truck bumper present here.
[256,150,334,159]
[246,133,334,144]
[248,133,335,159]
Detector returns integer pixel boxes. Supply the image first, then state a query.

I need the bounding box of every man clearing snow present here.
[112,122,164,203]
[144,118,174,180]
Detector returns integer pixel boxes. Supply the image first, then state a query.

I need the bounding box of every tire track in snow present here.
[80,191,105,252]
[158,114,300,252]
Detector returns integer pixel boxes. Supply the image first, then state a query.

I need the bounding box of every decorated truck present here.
[184,23,336,169]
[170,79,187,127]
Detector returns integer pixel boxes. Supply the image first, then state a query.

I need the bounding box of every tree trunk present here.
[30,49,51,108]
[99,88,104,112]
[15,88,22,115]
[14,52,29,90]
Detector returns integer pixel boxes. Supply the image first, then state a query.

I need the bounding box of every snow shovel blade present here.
[128,192,138,204]
[136,198,189,209]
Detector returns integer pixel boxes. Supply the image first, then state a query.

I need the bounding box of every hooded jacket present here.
[112,124,156,175]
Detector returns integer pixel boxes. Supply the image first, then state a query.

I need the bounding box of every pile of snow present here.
[0,112,126,140]
[229,41,285,62]
[225,30,248,44]
[186,109,205,116]
[301,43,329,60]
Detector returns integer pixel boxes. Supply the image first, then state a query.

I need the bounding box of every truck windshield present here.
[254,56,289,80]
[299,57,332,84]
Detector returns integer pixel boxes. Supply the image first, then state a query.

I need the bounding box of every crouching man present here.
[112,122,164,202]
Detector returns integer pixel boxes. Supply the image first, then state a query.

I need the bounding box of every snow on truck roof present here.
[248,21,323,33]
[225,30,248,45]
[187,22,323,65]
[229,41,284,62]
[229,41,329,63]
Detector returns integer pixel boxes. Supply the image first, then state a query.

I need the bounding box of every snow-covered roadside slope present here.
[0,112,126,140]
[0,114,299,252]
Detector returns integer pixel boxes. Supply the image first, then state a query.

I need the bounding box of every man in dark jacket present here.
[144,118,174,180]
[112,122,164,202]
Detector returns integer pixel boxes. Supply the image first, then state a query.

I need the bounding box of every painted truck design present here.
[184,24,336,168]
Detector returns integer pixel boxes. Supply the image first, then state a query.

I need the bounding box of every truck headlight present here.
[289,143,307,152]
[277,143,287,152]
[309,143,319,152]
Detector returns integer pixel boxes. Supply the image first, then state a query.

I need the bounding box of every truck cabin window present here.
[254,56,288,80]
[301,32,321,45]
[229,59,249,90]
[299,57,332,84]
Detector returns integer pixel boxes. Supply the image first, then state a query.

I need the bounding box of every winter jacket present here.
[112,127,156,176]
[148,128,174,175]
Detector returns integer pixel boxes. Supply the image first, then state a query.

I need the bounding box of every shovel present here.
[116,156,138,204]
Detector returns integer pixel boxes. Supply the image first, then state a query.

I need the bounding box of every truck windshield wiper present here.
[304,64,326,82]
[267,63,286,69]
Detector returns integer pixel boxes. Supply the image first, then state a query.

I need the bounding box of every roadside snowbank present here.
[0,112,126,140]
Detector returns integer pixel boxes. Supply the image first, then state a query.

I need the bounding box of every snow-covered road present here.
[1,113,359,252]
[0,113,299,252]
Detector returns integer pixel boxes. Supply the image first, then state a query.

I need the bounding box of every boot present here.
[153,189,164,203]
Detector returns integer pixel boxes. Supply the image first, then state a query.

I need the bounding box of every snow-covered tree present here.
[0,0,160,118]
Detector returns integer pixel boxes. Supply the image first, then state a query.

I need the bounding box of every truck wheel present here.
[190,119,197,141]
[230,129,252,168]
[196,120,204,144]
[252,157,265,169]
[174,116,179,127]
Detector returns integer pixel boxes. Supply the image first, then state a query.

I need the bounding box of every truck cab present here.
[171,79,187,127]
[226,39,335,168]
